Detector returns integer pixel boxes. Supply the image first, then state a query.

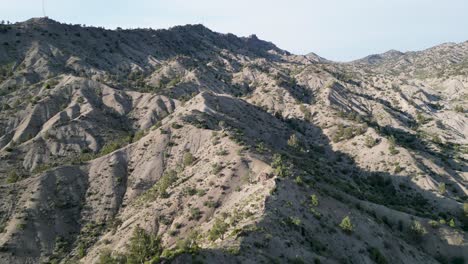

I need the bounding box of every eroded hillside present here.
[0,18,467,264]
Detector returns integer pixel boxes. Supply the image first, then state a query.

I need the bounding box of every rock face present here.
[0,18,467,264]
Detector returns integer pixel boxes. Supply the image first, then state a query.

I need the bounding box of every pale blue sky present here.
[1,0,467,61]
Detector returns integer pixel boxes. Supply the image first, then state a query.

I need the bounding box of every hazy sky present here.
[1,0,467,61]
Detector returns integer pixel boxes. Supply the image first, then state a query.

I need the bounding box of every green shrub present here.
[97,227,162,264]
[77,243,86,258]
[294,176,304,186]
[196,189,206,197]
[461,202,468,231]
[255,142,267,153]
[211,163,223,175]
[189,208,202,221]
[32,163,54,174]
[449,219,456,228]
[416,112,430,125]
[299,104,312,121]
[365,135,377,148]
[310,194,319,207]
[286,216,302,227]
[171,122,182,129]
[339,216,354,233]
[368,247,388,264]
[97,249,126,264]
[167,77,181,87]
[161,231,200,260]
[208,218,228,241]
[450,257,465,264]
[409,220,426,241]
[428,220,439,228]
[126,227,162,264]
[454,105,464,113]
[6,171,19,183]
[183,152,194,166]
[287,134,300,149]
[100,135,132,156]
[271,154,290,178]
[183,187,197,196]
[132,130,146,142]
[388,136,399,155]
[438,183,446,195]
[204,200,220,208]
[394,164,403,173]
[216,149,229,156]
[157,170,177,198]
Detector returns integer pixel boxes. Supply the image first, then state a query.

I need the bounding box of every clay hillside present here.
[0,17,467,264]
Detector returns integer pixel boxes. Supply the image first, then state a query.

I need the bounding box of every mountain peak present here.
[382,49,404,56]
[23,17,59,25]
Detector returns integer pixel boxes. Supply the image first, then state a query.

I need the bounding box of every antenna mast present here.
[42,0,47,18]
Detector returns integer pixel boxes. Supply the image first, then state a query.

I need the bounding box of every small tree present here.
[409,220,427,242]
[287,134,300,149]
[438,183,446,195]
[339,216,354,233]
[271,154,290,178]
[454,105,464,113]
[343,127,354,140]
[449,219,456,228]
[416,111,428,125]
[132,130,146,142]
[158,170,177,198]
[368,247,388,264]
[364,135,377,148]
[97,249,126,264]
[462,203,468,230]
[6,171,19,184]
[127,227,162,264]
[310,194,319,207]
[388,136,399,155]
[208,218,228,241]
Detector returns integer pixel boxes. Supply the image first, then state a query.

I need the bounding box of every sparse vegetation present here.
[208,218,229,241]
[97,227,162,264]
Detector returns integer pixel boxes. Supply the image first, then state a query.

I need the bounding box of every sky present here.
[1,0,467,61]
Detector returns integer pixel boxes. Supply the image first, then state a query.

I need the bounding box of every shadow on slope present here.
[172,94,466,263]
